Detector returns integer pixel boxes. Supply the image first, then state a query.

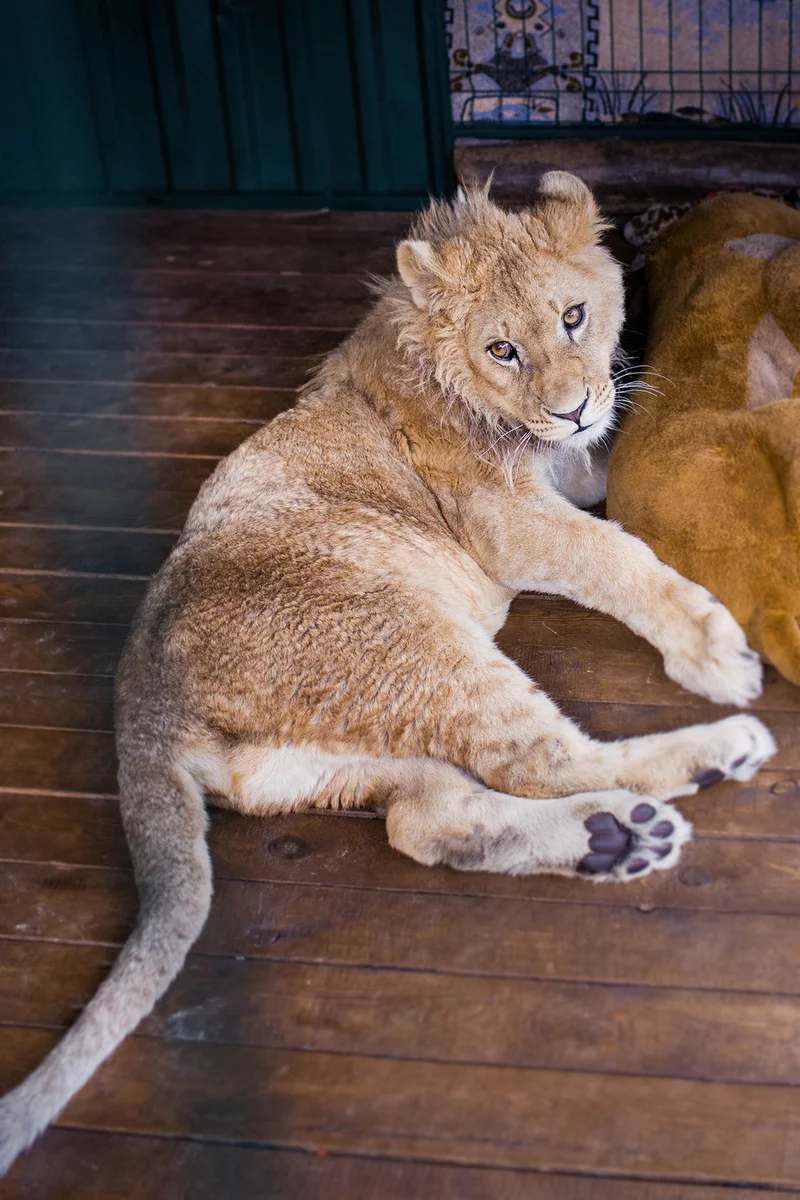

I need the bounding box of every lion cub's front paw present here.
[663,592,763,706]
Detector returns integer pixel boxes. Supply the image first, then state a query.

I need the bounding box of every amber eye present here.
[563,304,586,330]
[488,340,517,362]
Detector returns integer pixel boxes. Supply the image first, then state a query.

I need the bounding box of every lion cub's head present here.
[395,172,624,450]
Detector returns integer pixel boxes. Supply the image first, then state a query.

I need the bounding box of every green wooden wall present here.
[0,0,454,206]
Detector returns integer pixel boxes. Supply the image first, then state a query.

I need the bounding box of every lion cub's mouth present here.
[535,381,616,446]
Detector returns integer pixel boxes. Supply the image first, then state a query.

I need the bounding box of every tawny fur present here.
[0,173,776,1174]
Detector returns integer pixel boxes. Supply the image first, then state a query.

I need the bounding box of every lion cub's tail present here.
[0,753,212,1176]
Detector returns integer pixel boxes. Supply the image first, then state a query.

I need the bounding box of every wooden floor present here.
[0,206,799,1200]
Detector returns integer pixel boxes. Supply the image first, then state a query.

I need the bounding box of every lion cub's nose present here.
[546,396,589,427]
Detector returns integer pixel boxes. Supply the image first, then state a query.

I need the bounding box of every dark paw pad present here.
[626,858,648,875]
[580,812,632,874]
[692,767,726,789]
[651,821,674,838]
[631,803,656,823]
[579,851,621,875]
[585,812,631,856]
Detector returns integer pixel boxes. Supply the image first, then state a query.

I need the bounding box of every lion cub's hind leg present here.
[382,760,690,881]
[211,743,393,815]
[218,747,689,881]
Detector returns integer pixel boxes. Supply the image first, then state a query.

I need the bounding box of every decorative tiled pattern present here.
[446,0,799,127]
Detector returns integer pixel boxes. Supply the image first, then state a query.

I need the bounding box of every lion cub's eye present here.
[562,304,586,330]
[488,340,517,362]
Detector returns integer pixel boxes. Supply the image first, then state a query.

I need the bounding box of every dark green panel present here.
[76,0,168,190]
[345,0,454,198]
[145,0,232,191]
[217,0,454,201]
[281,0,365,195]
[215,0,298,192]
[0,0,454,205]
[348,0,391,195]
[0,0,103,191]
[374,0,432,194]
[418,0,457,195]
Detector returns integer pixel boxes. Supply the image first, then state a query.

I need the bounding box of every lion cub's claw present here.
[687,714,776,790]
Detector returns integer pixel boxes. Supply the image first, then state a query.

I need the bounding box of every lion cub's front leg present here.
[458,484,763,707]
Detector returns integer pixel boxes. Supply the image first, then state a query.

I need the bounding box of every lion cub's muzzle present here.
[545,391,590,429]
[541,381,615,442]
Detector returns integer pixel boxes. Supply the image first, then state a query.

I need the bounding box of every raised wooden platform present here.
[0,206,799,1199]
[455,137,800,211]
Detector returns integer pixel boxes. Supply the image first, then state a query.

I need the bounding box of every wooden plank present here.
[3,238,397,276]
[6,939,800,1089]
[538,647,794,711]
[0,623,127,675]
[0,537,790,702]
[4,1025,800,1185]
[0,624,123,677]
[455,138,800,212]
[503,594,790,664]
[0,485,194,530]
[0,270,371,329]
[0,586,793,699]
[0,679,792,819]
[500,633,796,712]
[0,348,317,388]
[0,322,347,357]
[3,1129,767,1200]
[6,859,800,995]
[0,448,216,496]
[0,380,298,418]
[0,795,129,865]
[3,792,800,913]
[0,673,113,732]
[0,527,174,577]
[0,207,414,237]
[0,729,116,793]
[0,574,146,624]
[0,411,265,456]
[0,213,405,247]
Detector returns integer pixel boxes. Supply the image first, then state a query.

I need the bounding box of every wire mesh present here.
[445,0,799,134]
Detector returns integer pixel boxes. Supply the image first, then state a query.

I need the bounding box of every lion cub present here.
[0,172,775,1172]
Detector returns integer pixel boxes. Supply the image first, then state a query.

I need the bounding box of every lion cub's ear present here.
[396,239,442,309]
[536,170,608,249]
